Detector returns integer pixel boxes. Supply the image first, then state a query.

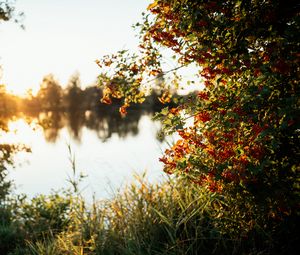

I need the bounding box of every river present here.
[3,110,173,201]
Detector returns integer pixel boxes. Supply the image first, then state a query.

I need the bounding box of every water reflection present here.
[3,112,168,200]
[0,79,168,199]
[1,75,170,143]
[20,107,153,143]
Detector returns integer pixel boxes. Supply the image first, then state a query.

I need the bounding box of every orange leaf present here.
[101,96,112,105]
[147,2,158,10]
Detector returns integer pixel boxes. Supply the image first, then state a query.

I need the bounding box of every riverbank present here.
[1,173,298,255]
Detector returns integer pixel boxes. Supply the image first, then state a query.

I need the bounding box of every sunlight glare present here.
[1,118,40,145]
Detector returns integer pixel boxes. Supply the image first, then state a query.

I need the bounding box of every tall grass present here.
[1,152,297,255]
[19,174,281,255]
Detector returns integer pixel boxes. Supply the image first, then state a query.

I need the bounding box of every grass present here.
[1,173,290,255]
[0,167,298,255]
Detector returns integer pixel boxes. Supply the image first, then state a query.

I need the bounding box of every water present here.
[4,111,172,200]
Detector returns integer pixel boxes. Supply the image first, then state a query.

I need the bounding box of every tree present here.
[0,0,24,204]
[0,4,27,253]
[97,0,299,219]
[36,74,63,110]
[0,87,30,203]
[65,73,83,111]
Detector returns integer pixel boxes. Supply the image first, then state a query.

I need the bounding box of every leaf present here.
[147,2,158,10]
[161,107,169,115]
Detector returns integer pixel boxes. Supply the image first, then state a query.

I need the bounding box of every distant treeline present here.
[1,73,174,115]
[1,74,186,142]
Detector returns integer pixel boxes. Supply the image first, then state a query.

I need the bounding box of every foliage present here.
[0,75,169,145]
[0,85,18,132]
[0,86,31,203]
[0,192,72,254]
[0,0,299,254]
[0,0,24,27]
[65,73,84,112]
[0,86,30,255]
[15,193,72,240]
[0,0,16,22]
[0,175,295,255]
[36,75,64,111]
[0,5,25,244]
[96,0,300,219]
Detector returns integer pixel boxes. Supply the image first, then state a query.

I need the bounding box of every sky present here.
[0,0,151,95]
